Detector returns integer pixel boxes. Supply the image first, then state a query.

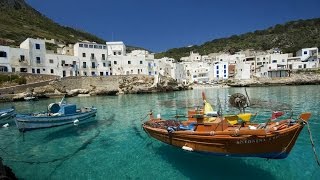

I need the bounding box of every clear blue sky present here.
[26,0,320,52]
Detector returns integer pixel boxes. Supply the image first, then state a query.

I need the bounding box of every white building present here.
[106,42,126,56]
[213,62,228,80]
[296,47,318,62]
[235,62,251,80]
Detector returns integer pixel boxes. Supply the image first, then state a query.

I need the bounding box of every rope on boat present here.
[303,120,320,167]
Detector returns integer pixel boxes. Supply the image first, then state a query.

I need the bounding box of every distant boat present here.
[15,97,97,131]
[0,107,15,124]
[24,96,38,101]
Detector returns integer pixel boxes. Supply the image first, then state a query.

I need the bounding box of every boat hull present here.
[0,108,15,124]
[143,122,304,159]
[15,109,97,131]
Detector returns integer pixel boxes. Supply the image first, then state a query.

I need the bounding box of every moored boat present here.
[15,98,97,131]
[0,107,15,125]
[142,93,312,159]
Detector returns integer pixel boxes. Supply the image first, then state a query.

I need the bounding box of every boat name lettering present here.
[236,135,280,144]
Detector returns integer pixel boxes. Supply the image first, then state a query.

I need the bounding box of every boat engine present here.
[229,93,248,113]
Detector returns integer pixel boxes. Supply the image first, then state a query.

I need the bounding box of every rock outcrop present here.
[227,73,320,87]
[0,75,190,102]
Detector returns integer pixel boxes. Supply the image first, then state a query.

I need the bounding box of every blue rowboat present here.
[15,102,97,132]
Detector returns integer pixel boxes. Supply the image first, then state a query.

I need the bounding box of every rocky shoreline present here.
[0,75,192,102]
[227,73,320,87]
[1,73,320,103]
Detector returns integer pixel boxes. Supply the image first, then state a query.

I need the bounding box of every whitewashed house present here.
[0,45,13,72]
[106,42,126,56]
[235,62,251,80]
[110,50,152,76]
[213,62,228,80]
[73,42,110,76]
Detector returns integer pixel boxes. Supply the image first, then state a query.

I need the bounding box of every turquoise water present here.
[0,85,319,179]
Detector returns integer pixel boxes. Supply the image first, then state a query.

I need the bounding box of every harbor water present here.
[0,85,319,179]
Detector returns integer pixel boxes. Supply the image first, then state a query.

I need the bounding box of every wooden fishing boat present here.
[143,93,311,159]
[15,97,97,132]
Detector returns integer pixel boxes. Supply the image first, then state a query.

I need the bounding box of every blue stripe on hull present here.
[191,150,289,159]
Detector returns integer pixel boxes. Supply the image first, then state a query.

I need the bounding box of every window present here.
[92,62,96,68]
[98,45,102,49]
[100,72,103,76]
[91,53,95,60]
[216,71,219,74]
[83,62,87,68]
[216,66,219,70]
[51,69,54,74]
[102,54,105,60]
[36,57,41,64]
[282,59,285,62]
[0,51,7,57]
[114,61,117,65]
[272,60,277,63]
[103,63,106,67]
[84,72,87,76]
[32,69,35,73]
[140,61,143,64]
[94,45,98,49]
[128,61,131,64]
[35,43,40,49]
[82,53,86,57]
[103,46,106,49]
[118,52,121,55]
[224,65,226,69]
[49,59,54,63]
[224,70,226,74]
[43,69,45,71]
[84,44,88,48]
[36,69,40,74]
[304,51,307,55]
[89,45,93,48]
[79,44,83,47]
[114,52,116,55]
[61,60,65,66]
[12,68,15,72]
[20,55,25,61]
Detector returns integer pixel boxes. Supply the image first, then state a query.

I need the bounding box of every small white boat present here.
[24,96,37,101]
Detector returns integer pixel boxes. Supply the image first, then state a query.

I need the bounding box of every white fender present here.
[73,119,79,125]
[182,146,193,151]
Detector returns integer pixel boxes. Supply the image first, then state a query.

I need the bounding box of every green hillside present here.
[155,18,320,60]
[0,0,145,52]
[0,0,105,47]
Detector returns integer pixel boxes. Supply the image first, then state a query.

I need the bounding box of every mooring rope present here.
[304,120,320,167]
